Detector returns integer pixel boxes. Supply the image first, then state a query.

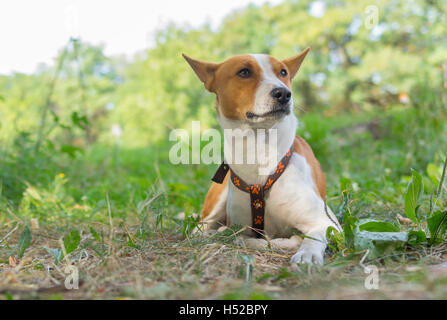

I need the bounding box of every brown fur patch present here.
[293,135,327,199]
[201,172,228,219]
[268,56,292,89]
[282,47,310,79]
[213,55,262,120]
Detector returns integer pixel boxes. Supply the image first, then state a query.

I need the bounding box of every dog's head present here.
[183,48,309,125]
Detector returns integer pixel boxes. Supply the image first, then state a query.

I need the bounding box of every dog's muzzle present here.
[271,87,291,105]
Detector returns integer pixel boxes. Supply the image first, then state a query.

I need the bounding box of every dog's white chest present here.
[226,153,327,238]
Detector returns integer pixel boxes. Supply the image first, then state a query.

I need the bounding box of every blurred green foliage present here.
[0,0,446,225]
[1,0,446,147]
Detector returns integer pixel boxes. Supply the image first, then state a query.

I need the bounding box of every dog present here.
[183,48,341,265]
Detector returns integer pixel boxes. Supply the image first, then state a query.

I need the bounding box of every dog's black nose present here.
[271,87,291,105]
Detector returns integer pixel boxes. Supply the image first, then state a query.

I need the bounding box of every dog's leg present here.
[242,236,302,250]
[290,229,327,265]
[291,206,340,265]
[270,237,302,250]
[195,182,228,235]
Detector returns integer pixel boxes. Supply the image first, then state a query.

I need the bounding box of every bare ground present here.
[1,220,447,300]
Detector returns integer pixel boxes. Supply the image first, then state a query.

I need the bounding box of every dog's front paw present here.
[291,246,324,265]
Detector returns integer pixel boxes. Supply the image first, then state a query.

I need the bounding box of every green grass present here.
[1,104,447,299]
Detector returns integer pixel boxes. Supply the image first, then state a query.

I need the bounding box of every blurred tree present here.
[0,0,446,147]
[51,39,118,146]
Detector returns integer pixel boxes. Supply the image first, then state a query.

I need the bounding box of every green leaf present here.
[427,163,440,184]
[408,230,427,245]
[46,139,55,151]
[168,183,188,192]
[427,210,447,243]
[326,226,344,253]
[71,111,89,129]
[89,227,101,242]
[339,177,352,196]
[43,247,63,265]
[127,235,138,248]
[18,225,32,258]
[50,109,59,123]
[354,220,408,259]
[354,230,408,259]
[358,221,399,232]
[404,169,424,223]
[89,199,106,218]
[342,209,358,249]
[60,145,84,159]
[63,230,81,254]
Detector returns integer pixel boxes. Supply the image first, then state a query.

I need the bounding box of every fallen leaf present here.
[30,218,39,231]
[9,256,18,268]
[397,214,413,225]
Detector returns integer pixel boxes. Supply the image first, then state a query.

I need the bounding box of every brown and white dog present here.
[183,48,341,265]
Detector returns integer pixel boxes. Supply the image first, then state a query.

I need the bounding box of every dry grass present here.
[2,217,447,300]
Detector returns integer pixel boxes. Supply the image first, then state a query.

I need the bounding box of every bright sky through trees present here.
[0,0,283,75]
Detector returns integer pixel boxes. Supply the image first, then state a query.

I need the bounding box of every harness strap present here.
[212,143,294,237]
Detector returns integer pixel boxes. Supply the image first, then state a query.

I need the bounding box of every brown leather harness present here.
[211,144,294,238]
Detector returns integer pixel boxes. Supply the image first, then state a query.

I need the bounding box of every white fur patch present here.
[250,54,291,116]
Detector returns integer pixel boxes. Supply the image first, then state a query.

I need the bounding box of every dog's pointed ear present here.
[182,53,220,92]
[282,47,310,79]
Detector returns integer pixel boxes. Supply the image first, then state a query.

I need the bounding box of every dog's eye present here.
[280,69,288,77]
[237,68,251,78]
